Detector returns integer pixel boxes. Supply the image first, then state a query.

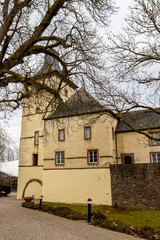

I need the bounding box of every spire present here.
[38,49,61,75]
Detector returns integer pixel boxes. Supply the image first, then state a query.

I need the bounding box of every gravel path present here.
[0,194,144,240]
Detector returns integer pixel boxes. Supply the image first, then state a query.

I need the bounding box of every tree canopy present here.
[0,127,18,162]
[0,0,115,115]
[1,0,160,142]
[104,0,160,140]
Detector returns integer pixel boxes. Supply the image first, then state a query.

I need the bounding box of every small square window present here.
[84,127,91,139]
[33,154,38,166]
[34,131,39,145]
[59,129,65,141]
[56,152,65,165]
[88,150,98,164]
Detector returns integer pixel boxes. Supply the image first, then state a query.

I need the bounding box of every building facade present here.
[17,56,160,205]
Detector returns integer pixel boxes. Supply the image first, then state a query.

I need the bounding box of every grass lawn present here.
[43,202,160,230]
[107,208,160,230]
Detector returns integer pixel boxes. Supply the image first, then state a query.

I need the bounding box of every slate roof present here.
[45,88,116,120]
[116,109,160,132]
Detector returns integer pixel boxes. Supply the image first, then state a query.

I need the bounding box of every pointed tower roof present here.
[33,50,78,90]
[37,50,61,75]
[45,88,116,120]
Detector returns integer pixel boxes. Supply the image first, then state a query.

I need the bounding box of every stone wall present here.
[110,164,160,209]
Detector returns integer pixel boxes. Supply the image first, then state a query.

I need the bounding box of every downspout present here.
[115,132,118,164]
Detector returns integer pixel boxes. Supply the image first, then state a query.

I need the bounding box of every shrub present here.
[22,202,34,208]
[92,211,107,220]
[21,204,160,239]
[0,185,11,195]
[22,202,86,220]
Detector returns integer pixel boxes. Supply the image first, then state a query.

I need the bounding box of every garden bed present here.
[22,202,160,240]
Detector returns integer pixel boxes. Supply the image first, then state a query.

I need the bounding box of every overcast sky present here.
[110,0,133,32]
[3,0,133,147]
[0,0,134,174]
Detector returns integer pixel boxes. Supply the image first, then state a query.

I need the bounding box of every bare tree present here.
[0,127,17,162]
[0,0,116,116]
[102,0,160,141]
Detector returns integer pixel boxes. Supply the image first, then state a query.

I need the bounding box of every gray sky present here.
[110,0,133,32]
[0,0,133,174]
[2,109,22,148]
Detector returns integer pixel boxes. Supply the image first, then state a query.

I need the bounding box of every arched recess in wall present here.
[22,179,42,199]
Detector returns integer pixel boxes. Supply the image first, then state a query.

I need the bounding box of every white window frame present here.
[84,127,91,139]
[150,132,160,146]
[88,150,98,164]
[56,152,65,165]
[151,153,160,163]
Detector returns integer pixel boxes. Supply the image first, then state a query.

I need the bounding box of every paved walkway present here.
[0,194,144,240]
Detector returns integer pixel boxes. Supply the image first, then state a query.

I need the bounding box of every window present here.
[151,153,160,163]
[58,129,65,141]
[150,132,160,146]
[36,107,40,113]
[88,150,98,164]
[34,131,39,145]
[84,127,91,139]
[124,156,132,164]
[56,152,65,165]
[33,154,38,166]
[65,89,68,97]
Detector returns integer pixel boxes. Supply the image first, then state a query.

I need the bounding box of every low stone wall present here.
[110,164,160,209]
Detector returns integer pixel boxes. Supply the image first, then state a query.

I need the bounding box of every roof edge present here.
[115,126,160,133]
[44,109,116,121]
[32,71,78,90]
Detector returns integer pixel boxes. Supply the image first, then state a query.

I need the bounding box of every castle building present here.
[17,55,160,205]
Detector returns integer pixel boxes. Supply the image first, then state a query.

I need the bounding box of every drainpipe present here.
[115,132,118,164]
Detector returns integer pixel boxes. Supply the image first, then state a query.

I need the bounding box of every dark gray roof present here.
[116,109,160,132]
[45,88,116,120]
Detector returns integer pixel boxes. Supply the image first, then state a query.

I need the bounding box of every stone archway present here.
[22,179,42,199]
